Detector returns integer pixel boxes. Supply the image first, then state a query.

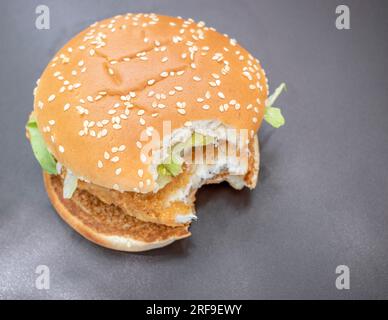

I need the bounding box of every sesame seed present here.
[218,92,225,99]
[104,152,110,160]
[147,79,155,85]
[177,109,186,115]
[138,169,143,177]
[193,76,201,81]
[101,129,108,137]
[174,86,183,91]
[115,168,122,175]
[202,104,210,110]
[140,153,147,163]
[48,94,56,102]
[59,145,65,153]
[111,156,119,163]
[97,161,103,168]
[243,71,252,80]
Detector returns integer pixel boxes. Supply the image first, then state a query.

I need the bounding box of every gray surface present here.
[0,0,387,299]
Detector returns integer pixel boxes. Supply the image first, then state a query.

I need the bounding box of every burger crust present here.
[34,13,268,193]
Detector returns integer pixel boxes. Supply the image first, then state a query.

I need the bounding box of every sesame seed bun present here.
[33,13,268,193]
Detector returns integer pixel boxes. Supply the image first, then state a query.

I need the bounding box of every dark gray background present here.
[0,0,387,299]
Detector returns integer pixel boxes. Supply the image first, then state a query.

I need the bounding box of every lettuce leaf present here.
[264,83,286,128]
[156,133,215,181]
[264,107,285,128]
[63,170,78,199]
[26,114,57,174]
[191,132,215,147]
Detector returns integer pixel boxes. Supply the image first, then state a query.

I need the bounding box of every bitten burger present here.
[26,13,286,251]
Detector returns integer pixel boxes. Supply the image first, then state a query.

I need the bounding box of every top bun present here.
[33,13,268,193]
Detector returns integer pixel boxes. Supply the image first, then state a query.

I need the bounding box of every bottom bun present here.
[43,173,190,252]
[42,135,260,252]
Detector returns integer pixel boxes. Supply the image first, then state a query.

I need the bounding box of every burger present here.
[26,13,286,252]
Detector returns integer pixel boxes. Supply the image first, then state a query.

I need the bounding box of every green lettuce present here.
[156,133,215,182]
[264,83,286,128]
[63,170,78,199]
[26,114,57,174]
